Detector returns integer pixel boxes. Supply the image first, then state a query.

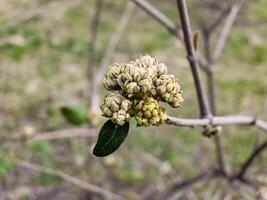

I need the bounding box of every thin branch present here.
[130,0,207,67]
[167,116,267,132]
[96,1,135,84]
[235,141,267,180]
[213,0,244,62]
[17,161,125,200]
[31,127,96,141]
[206,6,231,33]
[202,27,225,175]
[0,0,80,32]
[130,0,178,37]
[162,172,208,200]
[176,0,211,118]
[88,0,103,112]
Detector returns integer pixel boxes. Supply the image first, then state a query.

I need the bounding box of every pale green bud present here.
[157,63,167,76]
[100,93,133,126]
[139,54,158,68]
[110,101,120,112]
[133,97,167,127]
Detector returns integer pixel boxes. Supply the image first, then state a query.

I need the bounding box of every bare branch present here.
[162,172,208,200]
[235,141,267,180]
[207,6,231,33]
[31,127,96,141]
[88,0,103,112]
[167,116,267,132]
[17,161,125,200]
[96,2,135,84]
[202,27,225,174]
[130,0,207,67]
[176,0,211,118]
[213,0,244,62]
[130,0,178,37]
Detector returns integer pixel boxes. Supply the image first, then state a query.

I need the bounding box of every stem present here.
[88,0,103,111]
[130,0,177,36]
[166,115,267,132]
[176,0,210,118]
[17,160,124,200]
[235,141,267,180]
[202,29,225,173]
[96,2,135,84]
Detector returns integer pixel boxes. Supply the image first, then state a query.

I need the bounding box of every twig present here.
[206,6,231,33]
[0,0,80,32]
[17,160,125,200]
[235,141,267,180]
[130,0,178,37]
[213,0,244,62]
[130,0,207,67]
[162,172,208,200]
[202,26,225,175]
[167,116,267,132]
[96,1,135,84]
[88,0,103,112]
[31,127,96,141]
[176,0,210,118]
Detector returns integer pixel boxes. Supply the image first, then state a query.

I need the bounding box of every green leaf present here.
[93,120,130,157]
[61,106,87,125]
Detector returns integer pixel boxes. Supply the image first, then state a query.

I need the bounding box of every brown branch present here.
[162,172,208,200]
[130,0,178,37]
[96,1,135,84]
[235,141,267,180]
[206,6,231,33]
[130,0,207,67]
[88,0,103,112]
[212,0,244,62]
[17,161,125,200]
[167,116,267,132]
[176,0,210,118]
[31,127,97,141]
[202,27,225,175]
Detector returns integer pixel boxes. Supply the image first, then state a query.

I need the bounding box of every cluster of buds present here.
[100,93,132,126]
[133,97,167,127]
[101,55,183,126]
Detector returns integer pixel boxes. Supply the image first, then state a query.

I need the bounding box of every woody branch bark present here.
[88,0,103,112]
[234,141,267,180]
[167,116,267,132]
[176,0,210,118]
[130,0,207,67]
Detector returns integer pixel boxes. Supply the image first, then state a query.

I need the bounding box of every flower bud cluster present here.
[133,97,167,127]
[100,93,132,126]
[101,55,183,126]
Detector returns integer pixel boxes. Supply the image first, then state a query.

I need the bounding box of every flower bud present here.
[138,54,158,68]
[103,64,122,90]
[133,97,167,126]
[155,74,183,108]
[157,63,167,76]
[100,93,132,126]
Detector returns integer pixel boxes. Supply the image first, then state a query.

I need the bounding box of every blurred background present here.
[0,0,267,199]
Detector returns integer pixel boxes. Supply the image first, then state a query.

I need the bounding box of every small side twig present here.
[212,0,244,62]
[162,172,208,200]
[130,0,207,67]
[96,1,135,84]
[31,127,96,141]
[17,160,125,200]
[206,6,231,33]
[130,0,178,37]
[234,141,267,180]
